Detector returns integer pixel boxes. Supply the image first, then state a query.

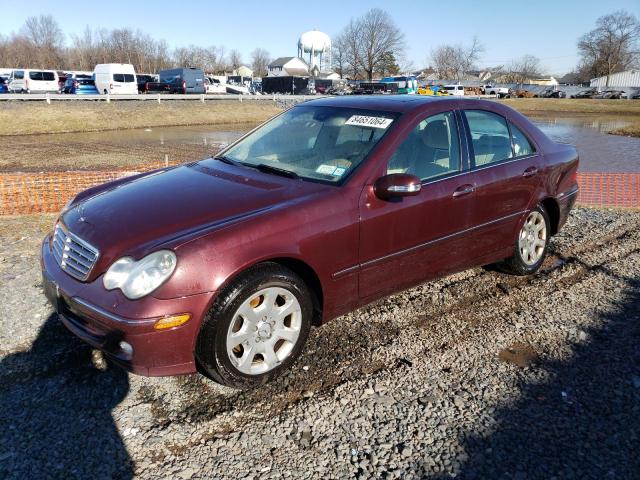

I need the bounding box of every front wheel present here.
[196,263,312,389]
[497,205,550,275]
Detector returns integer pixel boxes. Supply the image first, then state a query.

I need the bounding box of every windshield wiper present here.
[254,164,299,179]
[214,155,241,166]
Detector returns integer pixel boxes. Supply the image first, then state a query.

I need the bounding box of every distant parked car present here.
[63,74,99,94]
[594,89,627,99]
[444,84,465,96]
[94,63,138,95]
[630,90,640,100]
[508,88,535,98]
[570,88,598,99]
[57,71,68,92]
[536,88,566,98]
[8,69,59,93]
[205,76,227,94]
[146,68,206,94]
[136,74,157,93]
[0,76,8,93]
[417,85,449,96]
[484,85,509,97]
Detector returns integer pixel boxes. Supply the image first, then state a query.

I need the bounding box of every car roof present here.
[304,95,464,113]
[303,95,499,114]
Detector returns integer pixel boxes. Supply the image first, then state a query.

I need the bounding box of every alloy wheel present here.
[226,287,302,375]
[518,211,547,265]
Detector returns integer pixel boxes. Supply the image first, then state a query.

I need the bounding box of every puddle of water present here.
[6,116,639,173]
[532,116,640,173]
[31,124,248,149]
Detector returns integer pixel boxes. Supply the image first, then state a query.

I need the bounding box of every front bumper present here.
[41,235,213,376]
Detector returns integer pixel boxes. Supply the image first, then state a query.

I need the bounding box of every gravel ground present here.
[1,208,639,479]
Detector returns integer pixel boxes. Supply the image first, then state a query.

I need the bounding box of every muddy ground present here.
[0,124,247,172]
[0,207,639,479]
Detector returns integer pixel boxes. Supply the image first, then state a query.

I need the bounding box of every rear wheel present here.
[196,263,312,389]
[497,205,550,275]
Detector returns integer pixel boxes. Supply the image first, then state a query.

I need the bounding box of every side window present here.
[387,111,460,181]
[465,110,514,167]
[14,71,24,79]
[510,123,535,157]
[113,74,124,82]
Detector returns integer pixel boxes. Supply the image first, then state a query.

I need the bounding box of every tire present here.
[195,262,312,389]
[497,205,550,276]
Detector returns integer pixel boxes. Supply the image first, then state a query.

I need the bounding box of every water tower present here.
[298,30,332,73]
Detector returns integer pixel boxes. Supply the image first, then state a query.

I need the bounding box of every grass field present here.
[0,97,638,137]
[0,100,281,136]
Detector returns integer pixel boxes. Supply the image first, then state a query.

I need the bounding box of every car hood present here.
[61,160,326,279]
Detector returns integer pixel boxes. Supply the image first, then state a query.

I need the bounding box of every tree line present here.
[0,15,272,76]
[1,9,638,83]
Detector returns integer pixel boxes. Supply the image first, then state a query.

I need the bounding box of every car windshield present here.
[221,105,398,183]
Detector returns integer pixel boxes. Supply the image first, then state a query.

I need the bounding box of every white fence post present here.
[200,94,205,103]
[106,93,110,103]
[45,92,51,104]
[157,95,161,104]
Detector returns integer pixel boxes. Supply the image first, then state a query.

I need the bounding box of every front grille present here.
[52,224,99,281]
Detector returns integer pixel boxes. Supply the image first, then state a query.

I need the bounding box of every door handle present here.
[452,184,475,198]
[522,166,538,178]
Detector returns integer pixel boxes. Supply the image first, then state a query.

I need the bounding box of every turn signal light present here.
[154,313,191,330]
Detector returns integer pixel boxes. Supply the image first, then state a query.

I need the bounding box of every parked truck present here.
[483,84,509,97]
[145,68,206,94]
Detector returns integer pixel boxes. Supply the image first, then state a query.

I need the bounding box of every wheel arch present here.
[540,197,560,236]
[267,257,324,326]
[209,256,325,327]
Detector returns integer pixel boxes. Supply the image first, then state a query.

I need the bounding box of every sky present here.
[1,0,639,75]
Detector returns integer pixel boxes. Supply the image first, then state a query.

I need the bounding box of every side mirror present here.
[374,173,422,199]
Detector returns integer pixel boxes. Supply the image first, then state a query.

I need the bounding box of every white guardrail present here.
[0,93,322,102]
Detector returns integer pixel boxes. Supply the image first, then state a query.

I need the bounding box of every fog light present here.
[154,313,191,330]
[119,341,133,358]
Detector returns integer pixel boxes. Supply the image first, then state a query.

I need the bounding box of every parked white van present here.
[444,84,465,96]
[8,69,59,93]
[94,64,138,94]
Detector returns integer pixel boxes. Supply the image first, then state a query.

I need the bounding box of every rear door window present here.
[464,110,514,167]
[42,71,55,81]
[14,70,24,79]
[509,123,535,157]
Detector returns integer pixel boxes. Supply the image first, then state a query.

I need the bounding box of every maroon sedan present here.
[41,96,578,388]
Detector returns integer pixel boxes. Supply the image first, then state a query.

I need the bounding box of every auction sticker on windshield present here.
[345,115,393,129]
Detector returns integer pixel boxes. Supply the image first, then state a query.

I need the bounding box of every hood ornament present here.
[76,204,88,224]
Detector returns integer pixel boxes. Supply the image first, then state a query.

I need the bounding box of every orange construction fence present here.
[1,169,639,215]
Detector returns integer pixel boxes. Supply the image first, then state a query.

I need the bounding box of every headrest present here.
[421,120,449,149]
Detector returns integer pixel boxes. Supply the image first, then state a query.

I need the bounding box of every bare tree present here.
[341,19,362,79]
[20,15,65,68]
[577,10,640,79]
[430,36,484,81]
[332,32,348,78]
[0,14,240,76]
[357,9,404,81]
[504,55,542,84]
[229,49,242,71]
[250,48,270,77]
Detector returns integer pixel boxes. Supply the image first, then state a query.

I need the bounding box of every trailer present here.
[262,76,312,95]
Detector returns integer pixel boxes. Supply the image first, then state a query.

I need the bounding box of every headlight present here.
[103,250,177,300]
